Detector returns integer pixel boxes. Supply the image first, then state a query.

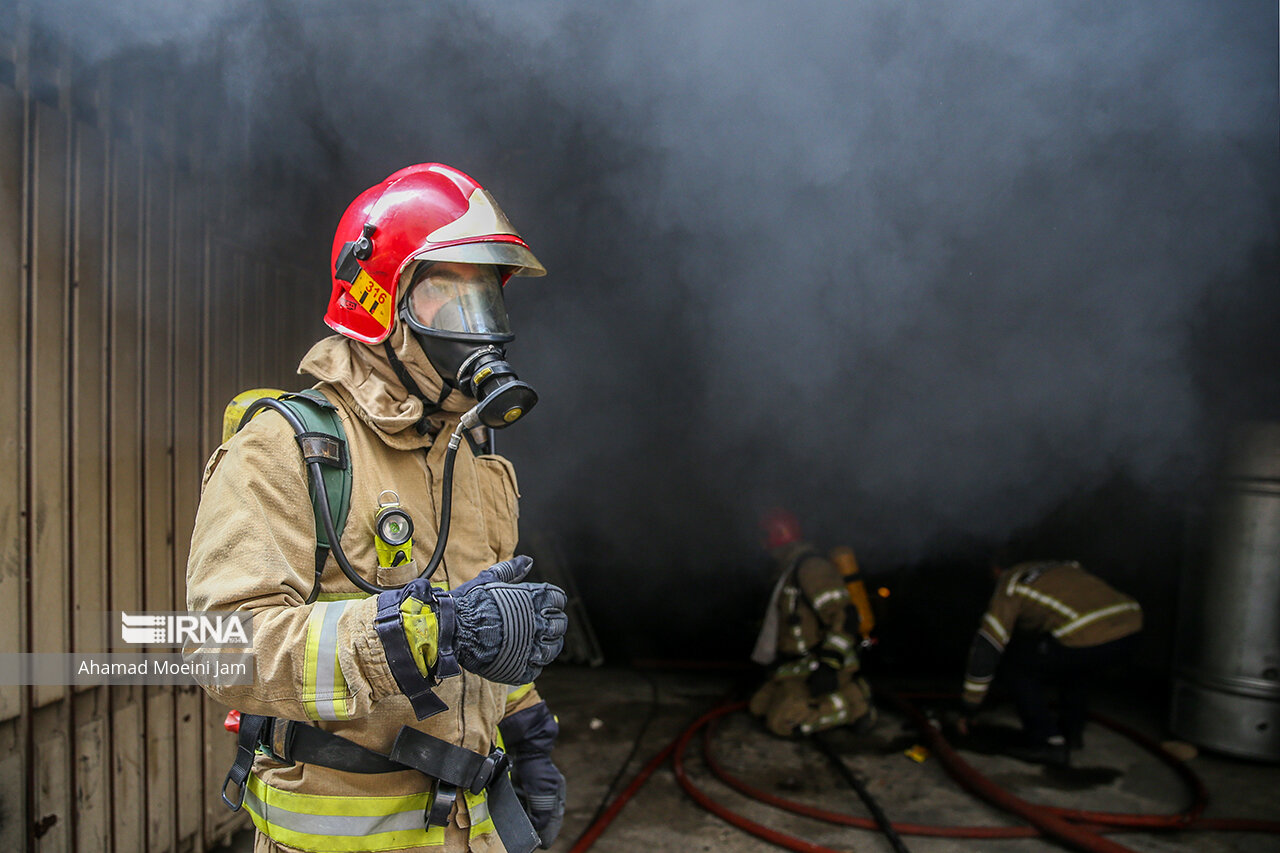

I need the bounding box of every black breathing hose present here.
[244,397,469,597]
[810,730,911,853]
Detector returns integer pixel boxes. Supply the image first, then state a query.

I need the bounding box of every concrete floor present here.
[225,664,1280,852]
[543,666,1280,853]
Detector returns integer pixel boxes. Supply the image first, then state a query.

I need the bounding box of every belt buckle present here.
[425,780,458,829]
[469,747,509,796]
[262,719,297,766]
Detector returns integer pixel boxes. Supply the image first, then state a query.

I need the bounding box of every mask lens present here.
[408,264,510,336]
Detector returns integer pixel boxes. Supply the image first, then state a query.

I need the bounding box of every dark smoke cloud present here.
[36,2,1280,603]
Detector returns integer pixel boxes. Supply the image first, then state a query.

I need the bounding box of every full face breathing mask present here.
[400,262,538,429]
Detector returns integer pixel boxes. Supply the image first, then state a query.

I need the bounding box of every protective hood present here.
[298,324,472,450]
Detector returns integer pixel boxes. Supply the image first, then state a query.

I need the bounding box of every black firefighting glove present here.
[376,556,568,719]
[447,556,569,685]
[499,701,566,848]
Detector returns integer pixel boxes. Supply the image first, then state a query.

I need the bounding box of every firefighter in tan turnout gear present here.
[749,509,874,736]
[959,558,1142,765]
[187,164,568,853]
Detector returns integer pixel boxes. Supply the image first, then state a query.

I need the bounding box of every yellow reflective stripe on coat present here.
[775,656,817,678]
[245,773,443,851]
[812,588,846,611]
[463,790,497,839]
[799,692,851,734]
[1009,583,1078,620]
[304,600,353,721]
[1052,601,1141,639]
[824,634,853,655]
[506,682,536,706]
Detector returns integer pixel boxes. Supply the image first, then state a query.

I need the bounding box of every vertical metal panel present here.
[143,156,177,853]
[174,687,204,848]
[173,176,206,850]
[145,688,176,852]
[74,689,110,853]
[143,158,174,613]
[0,80,25,845]
[204,240,240,448]
[245,259,267,386]
[71,111,112,853]
[109,139,145,853]
[199,228,216,458]
[230,252,247,392]
[0,77,27,727]
[33,703,70,850]
[29,100,71,708]
[72,118,108,656]
[272,269,288,381]
[264,264,281,383]
[110,699,143,852]
[29,95,76,853]
[0,718,24,850]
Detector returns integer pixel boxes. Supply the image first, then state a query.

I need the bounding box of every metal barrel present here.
[1171,422,1280,760]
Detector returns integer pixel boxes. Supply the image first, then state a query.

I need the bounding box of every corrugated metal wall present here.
[0,13,319,852]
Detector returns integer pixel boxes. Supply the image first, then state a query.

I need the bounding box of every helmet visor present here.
[405,263,511,337]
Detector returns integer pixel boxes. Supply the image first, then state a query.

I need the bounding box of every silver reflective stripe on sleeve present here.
[983,613,1010,646]
[304,599,353,721]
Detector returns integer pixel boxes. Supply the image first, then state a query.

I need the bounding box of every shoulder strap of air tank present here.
[788,547,827,611]
[274,390,353,555]
[789,547,824,578]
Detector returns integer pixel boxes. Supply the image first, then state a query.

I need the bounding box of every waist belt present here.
[223,714,540,853]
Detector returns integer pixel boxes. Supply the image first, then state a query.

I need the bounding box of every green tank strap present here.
[274,390,353,554]
[229,388,353,603]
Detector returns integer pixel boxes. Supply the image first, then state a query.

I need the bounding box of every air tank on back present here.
[1171,422,1280,760]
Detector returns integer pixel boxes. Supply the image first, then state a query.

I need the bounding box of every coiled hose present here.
[570,690,1280,853]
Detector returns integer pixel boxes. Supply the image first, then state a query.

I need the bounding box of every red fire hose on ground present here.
[569,691,1280,853]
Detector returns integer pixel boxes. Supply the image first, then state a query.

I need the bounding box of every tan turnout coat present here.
[187,326,541,853]
[962,560,1142,707]
[748,542,869,736]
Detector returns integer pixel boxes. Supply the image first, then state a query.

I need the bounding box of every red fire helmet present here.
[324,163,545,344]
[760,508,803,550]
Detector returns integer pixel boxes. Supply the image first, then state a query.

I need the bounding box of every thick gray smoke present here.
[35,2,1280,610]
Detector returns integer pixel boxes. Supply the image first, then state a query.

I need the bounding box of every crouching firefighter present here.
[186,164,569,853]
[749,509,875,737]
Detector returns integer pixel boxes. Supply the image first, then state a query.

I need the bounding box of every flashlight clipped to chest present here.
[374,490,414,569]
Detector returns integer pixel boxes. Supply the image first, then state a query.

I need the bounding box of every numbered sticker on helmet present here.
[348,269,393,331]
